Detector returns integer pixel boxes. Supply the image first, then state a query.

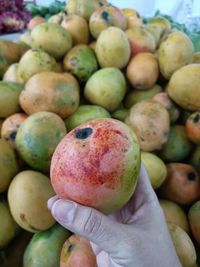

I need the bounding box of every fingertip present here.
[51,199,77,224]
[47,195,59,210]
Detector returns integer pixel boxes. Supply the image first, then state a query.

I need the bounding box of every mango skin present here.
[186,112,200,144]
[0,82,23,118]
[167,64,200,111]
[1,113,28,148]
[126,52,159,90]
[65,105,110,131]
[95,27,131,69]
[0,40,21,78]
[89,5,127,39]
[158,31,194,80]
[125,27,156,55]
[16,112,66,173]
[63,45,98,82]
[0,201,19,248]
[60,234,97,267]
[124,84,162,109]
[61,15,89,45]
[19,72,80,119]
[159,199,189,233]
[31,23,72,59]
[65,0,108,21]
[17,49,60,84]
[190,146,200,173]
[23,224,71,267]
[84,67,126,112]
[0,139,19,193]
[125,100,170,152]
[51,118,140,214]
[188,201,200,245]
[3,63,21,83]
[158,125,193,162]
[168,223,197,267]
[158,163,200,206]
[8,170,55,233]
[141,152,167,189]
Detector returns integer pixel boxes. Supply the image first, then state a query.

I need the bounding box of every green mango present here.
[23,224,71,267]
[158,125,193,162]
[190,146,200,173]
[65,104,110,131]
[16,111,66,173]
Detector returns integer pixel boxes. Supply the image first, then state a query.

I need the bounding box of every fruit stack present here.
[0,0,200,266]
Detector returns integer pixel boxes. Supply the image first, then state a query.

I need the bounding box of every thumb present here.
[50,199,124,255]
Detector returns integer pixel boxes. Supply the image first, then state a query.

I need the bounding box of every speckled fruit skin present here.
[51,118,140,214]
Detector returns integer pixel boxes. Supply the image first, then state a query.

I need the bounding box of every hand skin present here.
[48,165,182,267]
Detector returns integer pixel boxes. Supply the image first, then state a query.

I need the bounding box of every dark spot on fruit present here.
[187,172,196,181]
[193,113,200,123]
[75,127,93,139]
[102,11,109,22]
[70,57,78,66]
[10,131,17,141]
[67,244,74,252]
[20,213,26,221]
[136,11,140,18]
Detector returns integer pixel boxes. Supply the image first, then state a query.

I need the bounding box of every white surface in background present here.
[36,0,200,23]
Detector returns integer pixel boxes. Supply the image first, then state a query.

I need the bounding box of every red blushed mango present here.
[188,200,200,245]
[186,112,200,144]
[60,235,97,267]
[27,17,46,31]
[1,113,28,148]
[158,163,200,206]
[125,27,156,55]
[51,118,140,214]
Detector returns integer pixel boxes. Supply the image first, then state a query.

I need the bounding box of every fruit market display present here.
[0,0,200,266]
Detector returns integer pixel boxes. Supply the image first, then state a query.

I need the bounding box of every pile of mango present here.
[0,0,200,266]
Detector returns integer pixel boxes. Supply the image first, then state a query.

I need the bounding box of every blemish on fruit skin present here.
[102,11,109,22]
[10,131,17,141]
[75,127,93,139]
[187,172,196,181]
[67,244,74,252]
[51,119,139,211]
[193,113,200,123]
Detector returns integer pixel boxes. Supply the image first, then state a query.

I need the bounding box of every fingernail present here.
[52,200,77,224]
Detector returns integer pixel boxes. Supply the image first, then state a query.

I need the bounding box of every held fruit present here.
[51,118,140,214]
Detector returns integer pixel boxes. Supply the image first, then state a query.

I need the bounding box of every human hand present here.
[48,165,182,267]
